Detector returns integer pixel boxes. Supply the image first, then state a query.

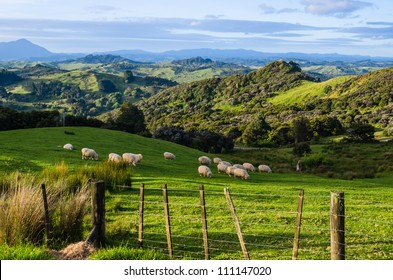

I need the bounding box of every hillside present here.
[139,61,393,142]
[1,64,176,115]
[139,60,316,133]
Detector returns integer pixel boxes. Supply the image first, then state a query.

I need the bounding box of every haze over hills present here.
[2,39,393,65]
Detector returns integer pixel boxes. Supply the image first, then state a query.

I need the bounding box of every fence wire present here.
[105,184,393,260]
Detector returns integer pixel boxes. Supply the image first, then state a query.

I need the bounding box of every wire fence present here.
[99,182,393,260]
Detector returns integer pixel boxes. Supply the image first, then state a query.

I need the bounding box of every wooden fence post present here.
[162,184,173,258]
[292,189,304,260]
[86,180,106,248]
[41,184,52,242]
[138,183,145,248]
[199,184,209,260]
[224,187,250,260]
[330,191,345,260]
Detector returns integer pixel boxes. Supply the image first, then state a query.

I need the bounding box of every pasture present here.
[0,127,392,260]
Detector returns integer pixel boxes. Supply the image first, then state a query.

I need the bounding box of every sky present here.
[1,0,393,56]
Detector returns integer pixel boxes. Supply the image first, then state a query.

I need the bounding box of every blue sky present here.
[1,0,393,56]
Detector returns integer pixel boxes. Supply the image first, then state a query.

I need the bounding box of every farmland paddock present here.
[99,182,392,260]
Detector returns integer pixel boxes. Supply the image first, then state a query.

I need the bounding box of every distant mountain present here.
[99,48,393,64]
[0,39,53,61]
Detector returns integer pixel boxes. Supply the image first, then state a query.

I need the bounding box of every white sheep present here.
[164,152,176,160]
[108,153,122,163]
[233,168,250,180]
[243,163,256,172]
[122,153,142,166]
[81,148,98,160]
[198,165,212,178]
[258,164,272,173]
[213,157,222,164]
[217,162,230,173]
[221,161,232,166]
[198,156,212,166]
[63,143,73,150]
[226,166,237,177]
[233,164,246,170]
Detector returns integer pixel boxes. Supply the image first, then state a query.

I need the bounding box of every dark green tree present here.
[124,71,134,84]
[240,113,270,146]
[115,102,147,134]
[292,117,313,144]
[344,123,375,143]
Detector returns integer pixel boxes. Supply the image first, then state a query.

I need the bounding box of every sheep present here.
[198,156,212,166]
[213,157,222,164]
[122,153,142,166]
[108,153,122,163]
[226,166,237,177]
[217,162,230,173]
[63,143,73,150]
[258,164,272,173]
[243,162,256,172]
[81,148,98,160]
[221,161,232,166]
[233,164,246,170]
[198,165,212,178]
[233,168,250,180]
[164,152,176,160]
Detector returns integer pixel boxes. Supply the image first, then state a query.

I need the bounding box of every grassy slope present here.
[0,127,392,259]
[269,76,352,106]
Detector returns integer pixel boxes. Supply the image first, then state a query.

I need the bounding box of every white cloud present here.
[301,0,373,17]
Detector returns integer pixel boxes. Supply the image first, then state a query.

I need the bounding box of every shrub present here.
[293,142,312,157]
[301,153,331,170]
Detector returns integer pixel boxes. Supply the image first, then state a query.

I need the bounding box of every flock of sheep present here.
[63,144,271,180]
[196,155,271,180]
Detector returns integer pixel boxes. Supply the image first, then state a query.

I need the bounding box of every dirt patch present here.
[50,242,95,260]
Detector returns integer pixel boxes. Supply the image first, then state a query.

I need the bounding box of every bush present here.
[344,123,375,143]
[293,142,312,157]
[301,153,331,170]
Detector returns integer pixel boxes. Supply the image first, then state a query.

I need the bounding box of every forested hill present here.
[139,60,393,145]
[139,60,316,132]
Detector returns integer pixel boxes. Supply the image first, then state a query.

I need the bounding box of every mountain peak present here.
[0,39,53,61]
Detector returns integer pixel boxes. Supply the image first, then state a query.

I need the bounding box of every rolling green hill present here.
[1,127,393,261]
[139,61,393,142]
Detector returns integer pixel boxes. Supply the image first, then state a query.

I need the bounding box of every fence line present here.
[106,182,393,260]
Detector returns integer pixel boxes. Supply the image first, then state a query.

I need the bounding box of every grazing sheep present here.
[213,157,222,164]
[63,143,73,150]
[233,168,250,180]
[198,156,212,166]
[108,153,122,163]
[198,165,212,178]
[226,166,237,177]
[243,163,256,172]
[217,162,230,173]
[258,164,272,173]
[81,148,98,160]
[164,152,176,160]
[221,161,232,166]
[233,164,246,170]
[122,153,142,166]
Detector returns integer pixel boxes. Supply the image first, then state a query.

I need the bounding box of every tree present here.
[240,113,270,146]
[293,142,312,157]
[292,117,313,144]
[344,123,375,143]
[124,71,134,84]
[114,102,147,134]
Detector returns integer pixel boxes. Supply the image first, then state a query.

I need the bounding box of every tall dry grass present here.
[0,171,90,246]
[0,161,132,247]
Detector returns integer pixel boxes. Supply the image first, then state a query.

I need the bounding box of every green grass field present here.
[0,127,392,260]
[269,76,352,106]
